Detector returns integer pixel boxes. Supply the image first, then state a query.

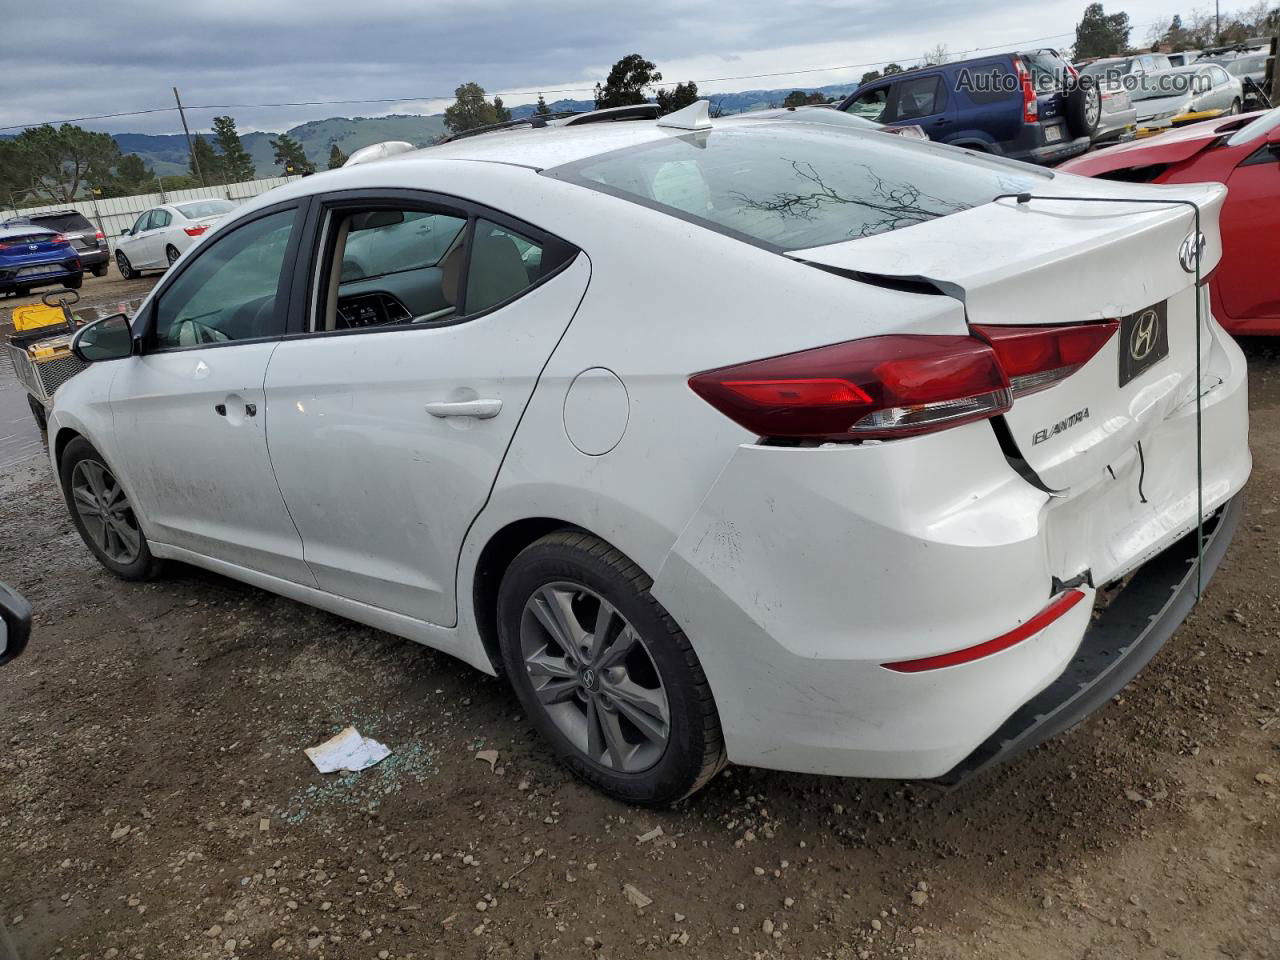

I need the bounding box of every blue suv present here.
[838,49,1101,165]
[0,225,83,297]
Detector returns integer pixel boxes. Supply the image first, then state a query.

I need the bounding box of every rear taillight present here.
[51,233,68,244]
[972,321,1118,398]
[688,335,1013,442]
[94,231,105,242]
[1014,58,1038,122]
[183,225,209,237]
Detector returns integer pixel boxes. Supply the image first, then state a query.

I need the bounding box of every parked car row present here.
[47,99,1253,803]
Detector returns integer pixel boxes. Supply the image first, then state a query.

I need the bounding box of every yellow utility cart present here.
[5,289,89,432]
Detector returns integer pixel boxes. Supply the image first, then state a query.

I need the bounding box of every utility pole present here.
[1215,0,1220,43]
[173,86,206,187]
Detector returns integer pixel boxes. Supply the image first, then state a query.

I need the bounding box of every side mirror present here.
[120,228,131,236]
[0,582,32,667]
[72,314,133,363]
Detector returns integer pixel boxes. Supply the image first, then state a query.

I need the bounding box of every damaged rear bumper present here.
[935,491,1244,785]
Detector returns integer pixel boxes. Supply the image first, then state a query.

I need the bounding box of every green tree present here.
[656,81,699,115]
[211,115,256,182]
[189,134,222,185]
[1074,3,1131,59]
[534,93,552,117]
[859,69,882,85]
[782,89,829,107]
[595,54,661,108]
[443,82,511,133]
[327,142,349,169]
[883,62,905,76]
[270,133,315,175]
[5,123,122,204]
[105,154,156,197]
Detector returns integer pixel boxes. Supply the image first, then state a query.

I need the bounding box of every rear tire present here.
[91,264,108,278]
[59,437,164,581]
[15,287,30,298]
[116,251,137,280]
[27,395,47,432]
[65,275,83,290]
[1067,82,1102,138]
[165,245,180,267]
[497,530,725,805]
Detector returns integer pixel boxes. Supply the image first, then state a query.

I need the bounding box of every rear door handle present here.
[424,398,502,419]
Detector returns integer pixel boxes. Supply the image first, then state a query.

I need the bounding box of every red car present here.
[1060,107,1280,335]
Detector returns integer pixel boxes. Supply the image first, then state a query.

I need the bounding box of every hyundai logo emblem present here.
[1130,309,1160,362]
[1178,232,1206,273]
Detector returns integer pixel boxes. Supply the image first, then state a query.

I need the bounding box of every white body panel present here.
[49,115,1253,781]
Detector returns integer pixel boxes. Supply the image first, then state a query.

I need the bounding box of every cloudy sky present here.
[3,0,1225,136]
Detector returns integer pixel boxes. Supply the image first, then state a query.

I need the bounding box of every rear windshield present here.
[176,199,235,219]
[27,212,93,233]
[544,124,1042,250]
[1021,51,1071,91]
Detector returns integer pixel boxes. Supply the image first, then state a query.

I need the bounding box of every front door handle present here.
[424,398,502,419]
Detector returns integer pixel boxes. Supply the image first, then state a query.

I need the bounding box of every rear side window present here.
[893,76,943,120]
[959,62,1019,104]
[546,124,1042,250]
[465,220,543,314]
[1021,51,1070,91]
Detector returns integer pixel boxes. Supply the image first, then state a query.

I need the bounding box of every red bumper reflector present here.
[883,589,1086,673]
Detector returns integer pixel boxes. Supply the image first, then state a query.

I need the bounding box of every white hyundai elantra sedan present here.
[52,104,1250,804]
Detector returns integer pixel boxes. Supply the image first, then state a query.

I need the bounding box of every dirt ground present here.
[0,279,1277,960]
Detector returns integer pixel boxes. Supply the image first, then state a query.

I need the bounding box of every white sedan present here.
[54,104,1249,804]
[114,199,237,278]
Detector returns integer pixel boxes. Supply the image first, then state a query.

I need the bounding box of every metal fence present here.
[6,176,298,253]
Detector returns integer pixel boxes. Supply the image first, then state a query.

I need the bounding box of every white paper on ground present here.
[304,726,391,774]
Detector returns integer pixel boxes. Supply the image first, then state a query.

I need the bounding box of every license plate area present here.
[1118,300,1169,387]
[1043,123,1064,143]
[16,265,59,277]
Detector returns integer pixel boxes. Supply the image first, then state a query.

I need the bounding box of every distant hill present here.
[22,84,868,182]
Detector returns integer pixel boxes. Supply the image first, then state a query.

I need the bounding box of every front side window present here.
[153,209,296,349]
[847,86,890,122]
[547,124,1043,250]
[131,212,152,234]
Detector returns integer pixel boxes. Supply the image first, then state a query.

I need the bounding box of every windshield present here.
[1225,56,1265,75]
[545,124,1043,250]
[176,199,235,220]
[1227,105,1280,146]
[1080,59,1130,78]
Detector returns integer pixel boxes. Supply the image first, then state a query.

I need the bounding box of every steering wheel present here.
[42,289,81,307]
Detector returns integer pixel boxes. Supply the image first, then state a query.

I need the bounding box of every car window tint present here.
[153,210,172,228]
[847,87,890,122]
[549,124,1043,250]
[894,76,942,120]
[341,210,466,283]
[133,212,152,233]
[320,208,467,331]
[153,210,295,349]
[463,220,543,314]
[31,213,93,233]
[963,64,1018,104]
[176,200,235,220]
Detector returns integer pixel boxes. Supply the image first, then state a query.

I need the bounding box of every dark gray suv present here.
[2,209,109,277]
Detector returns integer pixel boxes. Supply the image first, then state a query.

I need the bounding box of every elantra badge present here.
[1178,231,1206,273]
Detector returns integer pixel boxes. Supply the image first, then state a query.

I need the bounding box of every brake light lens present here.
[972,321,1118,397]
[184,224,209,237]
[94,230,105,241]
[688,335,1012,442]
[1014,58,1038,122]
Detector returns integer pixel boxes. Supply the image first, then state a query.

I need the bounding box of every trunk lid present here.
[788,180,1225,492]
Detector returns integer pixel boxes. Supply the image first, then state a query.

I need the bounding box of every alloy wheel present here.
[519,581,670,772]
[71,459,141,564]
[1086,88,1101,127]
[166,246,179,266]
[116,252,132,278]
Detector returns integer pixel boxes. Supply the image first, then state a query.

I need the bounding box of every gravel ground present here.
[0,288,1277,959]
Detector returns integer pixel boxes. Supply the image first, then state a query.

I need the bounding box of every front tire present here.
[59,437,163,581]
[1228,98,1241,115]
[497,530,724,805]
[116,251,137,280]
